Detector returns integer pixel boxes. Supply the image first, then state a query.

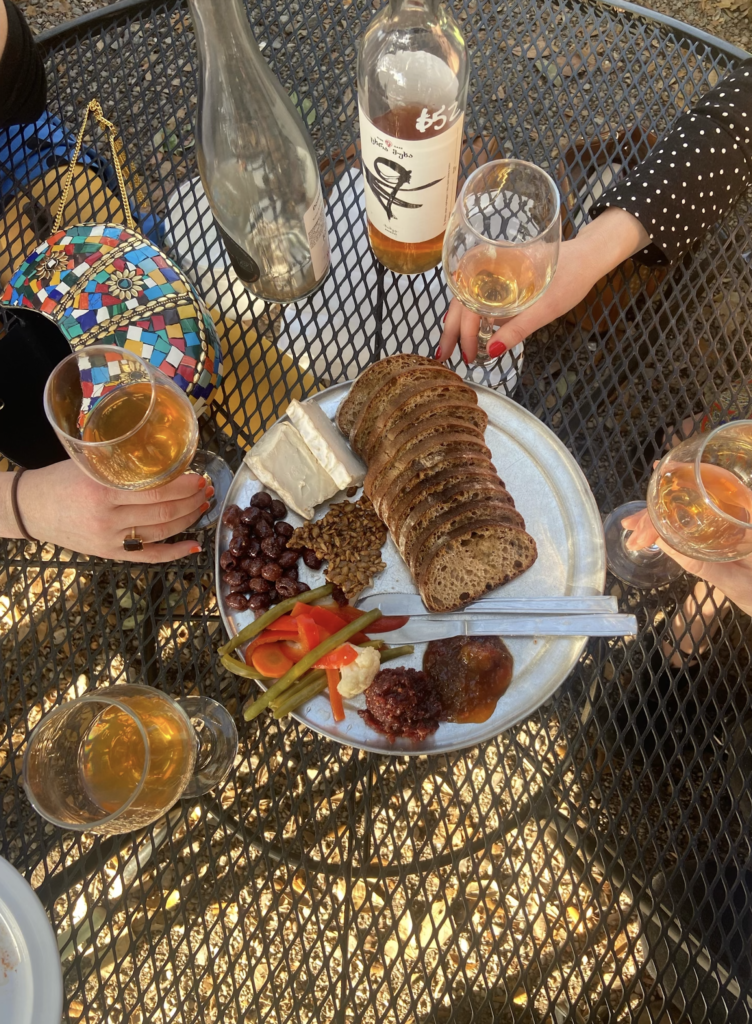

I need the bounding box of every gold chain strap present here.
[52,98,136,235]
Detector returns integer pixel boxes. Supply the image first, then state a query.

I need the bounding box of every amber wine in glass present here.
[443,159,561,369]
[79,689,195,818]
[604,420,752,588]
[82,379,197,489]
[451,246,544,316]
[44,345,232,525]
[23,684,238,836]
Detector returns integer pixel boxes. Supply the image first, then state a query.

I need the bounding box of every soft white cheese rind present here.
[287,399,366,491]
[244,422,338,519]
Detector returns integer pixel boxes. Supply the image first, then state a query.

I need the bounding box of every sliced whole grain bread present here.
[335,360,537,610]
[418,521,538,611]
[382,400,488,450]
[351,365,468,456]
[383,463,504,536]
[396,481,522,559]
[369,434,493,514]
[364,418,487,495]
[373,445,496,520]
[335,353,430,438]
[364,380,480,461]
[408,498,528,577]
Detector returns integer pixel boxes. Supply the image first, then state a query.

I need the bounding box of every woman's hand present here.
[622,508,752,618]
[6,460,211,562]
[436,207,651,364]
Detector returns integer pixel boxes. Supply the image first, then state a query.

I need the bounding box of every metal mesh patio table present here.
[1,0,751,1019]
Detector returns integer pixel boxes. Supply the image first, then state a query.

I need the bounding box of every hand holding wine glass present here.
[604,420,752,595]
[9,460,210,562]
[441,159,561,372]
[43,345,231,555]
[437,207,651,365]
[620,507,752,619]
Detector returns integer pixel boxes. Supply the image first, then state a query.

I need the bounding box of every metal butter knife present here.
[358,593,619,616]
[370,614,637,642]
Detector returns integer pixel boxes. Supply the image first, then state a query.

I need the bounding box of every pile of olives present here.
[220,491,323,612]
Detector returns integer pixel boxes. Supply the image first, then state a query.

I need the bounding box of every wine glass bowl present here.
[605,420,752,588]
[43,344,232,529]
[647,420,752,561]
[44,345,199,491]
[442,159,561,366]
[22,684,238,836]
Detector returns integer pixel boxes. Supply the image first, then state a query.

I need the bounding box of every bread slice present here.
[382,400,488,450]
[335,353,430,438]
[373,444,496,520]
[350,365,467,456]
[418,521,538,611]
[364,418,487,496]
[396,481,523,559]
[363,380,480,462]
[408,498,528,576]
[369,434,493,514]
[383,462,504,536]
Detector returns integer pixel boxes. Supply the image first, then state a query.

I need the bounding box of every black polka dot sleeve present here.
[589,58,752,266]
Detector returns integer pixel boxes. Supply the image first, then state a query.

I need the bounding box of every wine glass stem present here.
[475,317,495,365]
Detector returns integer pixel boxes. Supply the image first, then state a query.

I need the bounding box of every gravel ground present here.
[14,0,752,50]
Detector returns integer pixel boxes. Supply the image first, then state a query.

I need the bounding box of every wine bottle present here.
[188,0,330,304]
[357,0,469,276]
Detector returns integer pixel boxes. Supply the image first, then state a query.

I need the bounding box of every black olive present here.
[278,549,299,569]
[222,504,242,528]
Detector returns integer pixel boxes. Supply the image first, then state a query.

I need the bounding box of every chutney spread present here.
[360,667,442,741]
[422,636,513,723]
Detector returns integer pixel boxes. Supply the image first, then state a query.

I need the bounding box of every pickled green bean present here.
[218,583,333,657]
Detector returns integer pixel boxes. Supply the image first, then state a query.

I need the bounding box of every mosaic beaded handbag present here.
[0,100,223,418]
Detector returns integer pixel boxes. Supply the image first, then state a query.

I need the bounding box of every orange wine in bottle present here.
[357,0,469,275]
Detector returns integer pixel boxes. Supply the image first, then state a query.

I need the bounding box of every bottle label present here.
[303,186,330,281]
[358,102,464,245]
[214,220,261,286]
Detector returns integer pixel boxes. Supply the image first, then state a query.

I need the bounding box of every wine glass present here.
[43,344,232,531]
[442,159,561,382]
[22,684,238,836]
[604,420,752,588]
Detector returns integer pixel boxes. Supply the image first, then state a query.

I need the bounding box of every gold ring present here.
[123,527,144,553]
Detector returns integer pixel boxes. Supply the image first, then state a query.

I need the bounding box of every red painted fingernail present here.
[434,346,442,360]
[200,501,210,512]
[488,341,506,358]
[205,486,215,498]
[197,476,207,488]
[462,351,469,365]
[189,544,202,554]
[442,310,448,323]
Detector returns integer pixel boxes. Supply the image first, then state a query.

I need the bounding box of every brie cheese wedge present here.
[287,399,365,491]
[244,422,338,519]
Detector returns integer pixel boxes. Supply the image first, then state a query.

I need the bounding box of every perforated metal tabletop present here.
[1,0,752,1020]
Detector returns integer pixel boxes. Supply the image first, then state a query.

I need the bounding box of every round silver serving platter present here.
[216,380,606,755]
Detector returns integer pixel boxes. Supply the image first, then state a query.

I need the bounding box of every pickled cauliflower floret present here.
[337,646,381,698]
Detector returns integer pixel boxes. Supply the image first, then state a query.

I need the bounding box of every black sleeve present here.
[589,58,752,266]
[0,0,46,129]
